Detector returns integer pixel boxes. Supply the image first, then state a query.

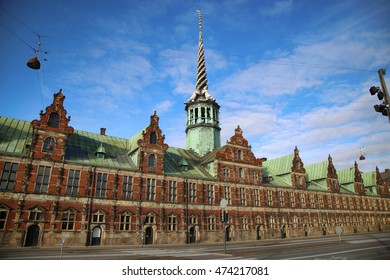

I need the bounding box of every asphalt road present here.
[0,232,389,260]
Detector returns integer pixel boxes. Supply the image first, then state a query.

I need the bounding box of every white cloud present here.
[260,0,294,17]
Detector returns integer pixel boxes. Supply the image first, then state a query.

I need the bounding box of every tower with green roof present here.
[185,10,221,157]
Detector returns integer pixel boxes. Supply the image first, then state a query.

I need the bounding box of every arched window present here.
[42,137,55,153]
[150,132,157,145]
[48,113,60,128]
[237,149,242,160]
[148,154,156,167]
[238,167,243,179]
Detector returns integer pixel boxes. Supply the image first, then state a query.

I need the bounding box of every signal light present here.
[370,86,380,95]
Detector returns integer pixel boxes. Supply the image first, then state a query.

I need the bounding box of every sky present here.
[0,0,389,173]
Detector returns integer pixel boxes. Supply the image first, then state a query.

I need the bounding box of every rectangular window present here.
[29,210,44,221]
[279,191,285,207]
[95,172,108,197]
[0,209,8,230]
[189,182,196,203]
[224,186,231,205]
[208,216,215,231]
[223,168,229,180]
[61,211,75,230]
[207,185,214,205]
[0,162,18,191]
[66,169,80,195]
[267,190,273,207]
[35,166,51,193]
[92,212,104,223]
[168,181,177,202]
[240,188,246,206]
[310,194,315,208]
[252,171,258,181]
[120,214,131,231]
[242,217,249,230]
[122,176,133,200]
[290,192,296,207]
[254,189,260,206]
[168,215,177,231]
[146,178,155,201]
[300,193,306,207]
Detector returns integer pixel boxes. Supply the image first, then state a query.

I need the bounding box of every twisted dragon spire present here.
[186,9,215,103]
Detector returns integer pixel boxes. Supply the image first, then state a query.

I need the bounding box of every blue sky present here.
[0,0,389,173]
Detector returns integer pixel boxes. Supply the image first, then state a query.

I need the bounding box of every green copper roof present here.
[164,147,214,179]
[262,154,294,187]
[305,160,328,181]
[305,160,328,191]
[262,154,293,175]
[0,117,32,156]
[337,167,355,184]
[66,129,137,169]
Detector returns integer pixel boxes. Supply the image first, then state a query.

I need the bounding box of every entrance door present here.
[189,227,196,243]
[257,226,261,240]
[281,225,286,239]
[225,226,231,242]
[24,224,39,247]
[145,227,153,245]
[91,226,101,246]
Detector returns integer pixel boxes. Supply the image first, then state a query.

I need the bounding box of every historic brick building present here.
[0,12,389,247]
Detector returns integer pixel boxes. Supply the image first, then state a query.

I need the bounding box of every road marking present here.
[286,245,388,260]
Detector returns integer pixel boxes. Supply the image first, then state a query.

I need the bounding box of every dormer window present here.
[150,132,157,145]
[179,157,189,171]
[48,113,60,128]
[95,143,106,159]
[42,137,55,153]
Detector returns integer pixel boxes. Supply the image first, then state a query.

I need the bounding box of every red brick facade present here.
[0,92,389,247]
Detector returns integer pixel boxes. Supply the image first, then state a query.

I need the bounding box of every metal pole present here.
[224,222,226,253]
[378,68,390,123]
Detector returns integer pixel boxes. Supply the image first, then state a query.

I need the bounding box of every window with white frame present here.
[189,215,198,224]
[168,180,177,202]
[122,175,133,200]
[290,192,296,207]
[242,216,249,230]
[61,210,75,230]
[168,215,177,231]
[66,169,80,195]
[92,210,105,223]
[146,178,155,201]
[189,182,197,203]
[95,172,107,197]
[35,166,51,193]
[207,184,214,205]
[224,186,231,205]
[29,208,44,221]
[208,215,216,230]
[119,212,132,231]
[267,190,273,207]
[0,208,8,230]
[254,189,260,206]
[279,191,285,207]
[240,188,246,206]
[300,193,306,207]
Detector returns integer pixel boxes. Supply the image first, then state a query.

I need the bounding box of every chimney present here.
[100,128,106,136]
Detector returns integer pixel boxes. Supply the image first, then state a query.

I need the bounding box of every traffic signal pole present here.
[377,69,390,123]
